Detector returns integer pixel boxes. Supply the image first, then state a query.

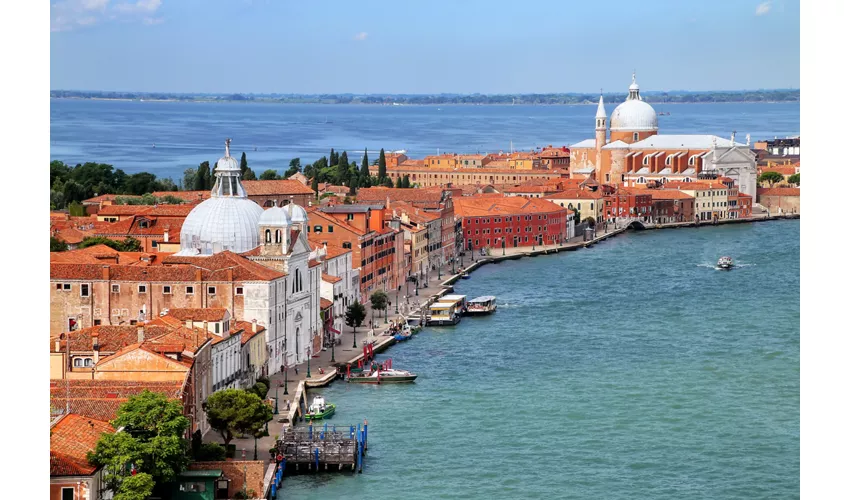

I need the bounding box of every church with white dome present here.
[569,74,757,199]
[177,139,324,373]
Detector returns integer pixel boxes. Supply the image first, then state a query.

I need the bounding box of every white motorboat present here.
[717,256,734,270]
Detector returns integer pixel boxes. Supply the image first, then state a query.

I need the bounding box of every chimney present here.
[102,265,110,281]
[252,319,257,333]
[92,333,100,364]
[163,227,170,243]
[203,320,209,334]
[54,339,60,352]
[137,326,145,343]
[185,319,192,329]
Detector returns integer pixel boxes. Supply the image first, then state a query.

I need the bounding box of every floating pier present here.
[273,420,368,474]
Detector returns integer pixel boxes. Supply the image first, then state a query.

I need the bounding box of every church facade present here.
[569,74,758,199]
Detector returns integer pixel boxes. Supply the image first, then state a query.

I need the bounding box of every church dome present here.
[287,203,309,224]
[259,205,292,227]
[177,139,264,255]
[610,73,658,132]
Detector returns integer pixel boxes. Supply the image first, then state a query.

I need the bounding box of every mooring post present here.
[314,448,319,472]
[323,422,328,439]
[363,419,368,452]
[309,421,313,440]
[350,425,355,439]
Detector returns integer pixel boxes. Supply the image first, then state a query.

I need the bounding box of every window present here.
[80,284,90,297]
[139,219,149,229]
[62,283,71,291]
[163,285,171,294]
[347,213,354,221]
[94,319,101,326]
[236,287,244,295]
[215,322,220,334]
[642,155,650,166]
[265,229,271,243]
[186,286,194,295]
[342,242,352,249]
[665,156,673,166]
[151,241,158,248]
[633,133,639,142]
[275,230,281,243]
[84,358,93,367]
[313,225,323,233]
[62,488,74,500]
[208,286,216,295]
[179,482,206,493]
[73,358,83,367]
[138,285,147,294]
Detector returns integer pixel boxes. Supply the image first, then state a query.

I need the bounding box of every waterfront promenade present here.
[211,212,799,461]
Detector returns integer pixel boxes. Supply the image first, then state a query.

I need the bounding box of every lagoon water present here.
[49,100,800,498]
[284,220,800,499]
[49,99,800,181]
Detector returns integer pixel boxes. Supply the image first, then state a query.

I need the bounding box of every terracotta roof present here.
[660,182,716,191]
[50,245,163,266]
[151,191,211,202]
[50,414,115,476]
[167,308,228,322]
[759,166,797,176]
[49,379,184,422]
[757,187,800,196]
[307,238,351,259]
[242,179,315,196]
[357,187,445,204]
[308,259,322,268]
[738,192,753,199]
[636,189,696,200]
[322,273,342,284]
[388,201,441,224]
[52,325,151,354]
[95,217,184,238]
[543,189,605,200]
[308,209,371,236]
[399,159,425,167]
[53,226,87,245]
[320,298,333,309]
[162,251,286,281]
[453,196,566,217]
[232,321,265,345]
[503,185,560,194]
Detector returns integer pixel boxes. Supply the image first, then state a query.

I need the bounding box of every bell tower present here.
[595,94,607,173]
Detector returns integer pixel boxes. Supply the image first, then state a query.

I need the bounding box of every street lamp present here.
[352,328,357,348]
[501,238,505,256]
[283,363,289,395]
[306,346,312,378]
[274,382,280,414]
[395,290,399,314]
[330,330,336,362]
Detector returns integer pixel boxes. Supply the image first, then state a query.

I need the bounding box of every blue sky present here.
[50,0,800,94]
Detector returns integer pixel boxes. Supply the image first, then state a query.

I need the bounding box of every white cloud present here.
[51,0,163,32]
[755,1,771,16]
[353,32,368,41]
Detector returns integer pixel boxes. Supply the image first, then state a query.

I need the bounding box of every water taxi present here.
[427,301,461,325]
[304,395,336,420]
[348,367,418,384]
[466,296,497,315]
[717,256,734,270]
[441,295,468,312]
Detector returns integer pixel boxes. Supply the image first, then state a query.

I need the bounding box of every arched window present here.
[263,200,274,207]
[638,177,646,184]
[665,156,673,166]
[265,229,271,243]
[275,230,281,244]
[633,132,639,142]
[688,155,697,166]
[84,358,93,367]
[642,155,650,166]
[73,358,83,367]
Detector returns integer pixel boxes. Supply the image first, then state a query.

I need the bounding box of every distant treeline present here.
[50,89,800,105]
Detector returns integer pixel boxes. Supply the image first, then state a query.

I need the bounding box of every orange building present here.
[50,413,115,500]
[454,196,573,251]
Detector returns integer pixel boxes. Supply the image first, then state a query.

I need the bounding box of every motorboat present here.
[466,296,497,315]
[348,367,418,384]
[717,256,734,270]
[304,395,336,420]
[460,272,470,279]
[393,324,414,342]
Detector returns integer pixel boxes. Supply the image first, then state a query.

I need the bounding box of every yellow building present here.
[543,189,606,223]
[664,181,730,221]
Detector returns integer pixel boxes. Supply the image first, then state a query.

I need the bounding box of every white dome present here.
[287,204,308,224]
[176,138,264,256]
[178,197,264,255]
[259,205,292,227]
[610,99,658,132]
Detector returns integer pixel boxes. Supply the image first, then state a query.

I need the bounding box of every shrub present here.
[196,443,227,461]
[253,382,268,399]
[225,443,236,458]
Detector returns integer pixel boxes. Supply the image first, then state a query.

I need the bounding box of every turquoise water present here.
[281,221,800,499]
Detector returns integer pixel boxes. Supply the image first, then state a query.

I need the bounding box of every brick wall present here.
[190,460,267,499]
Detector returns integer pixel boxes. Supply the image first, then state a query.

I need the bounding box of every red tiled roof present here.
[52,325,152,354]
[308,209,371,236]
[357,187,445,204]
[632,188,696,200]
[166,308,228,322]
[242,179,315,196]
[543,189,605,200]
[50,245,163,266]
[322,273,342,284]
[503,185,560,194]
[307,238,351,259]
[161,251,286,281]
[454,196,566,217]
[232,321,265,345]
[49,380,184,422]
[661,182,716,191]
[320,298,333,309]
[50,414,115,476]
[757,187,800,196]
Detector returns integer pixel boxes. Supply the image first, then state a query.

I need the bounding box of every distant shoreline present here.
[51,97,800,106]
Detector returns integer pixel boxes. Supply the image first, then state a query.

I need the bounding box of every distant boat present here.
[716,256,734,270]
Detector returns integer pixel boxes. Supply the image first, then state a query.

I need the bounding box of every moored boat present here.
[717,256,734,270]
[466,296,497,315]
[304,395,336,420]
[427,300,462,326]
[460,272,470,279]
[348,367,418,384]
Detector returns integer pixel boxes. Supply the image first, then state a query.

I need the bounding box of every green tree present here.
[259,169,279,181]
[311,175,319,196]
[360,149,370,186]
[339,151,349,170]
[78,236,142,252]
[204,389,273,447]
[240,152,249,176]
[345,301,366,332]
[329,148,338,166]
[382,177,394,188]
[50,236,69,252]
[88,391,190,495]
[243,168,257,181]
[758,171,784,186]
[787,173,800,185]
[62,180,88,205]
[123,172,162,195]
[395,176,403,188]
[68,201,86,217]
[51,160,71,188]
[370,291,389,317]
[284,158,301,178]
[378,148,387,182]
[194,162,211,191]
[182,168,197,191]
[349,175,358,195]
[113,472,155,500]
[402,175,411,188]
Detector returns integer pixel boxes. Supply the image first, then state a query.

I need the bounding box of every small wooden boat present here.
[716,256,734,270]
[304,395,336,420]
[348,367,418,384]
[393,325,413,342]
[466,296,497,315]
[460,272,470,279]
